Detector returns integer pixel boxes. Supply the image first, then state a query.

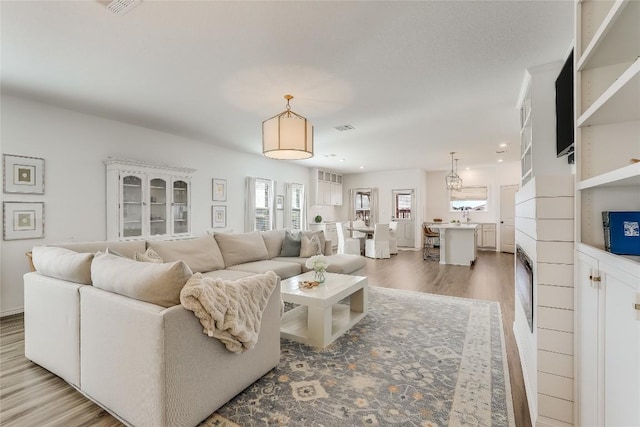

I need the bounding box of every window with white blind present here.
[450,186,488,212]
[290,183,304,230]
[255,178,273,231]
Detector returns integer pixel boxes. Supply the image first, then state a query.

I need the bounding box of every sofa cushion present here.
[147,236,225,273]
[32,246,94,285]
[133,248,163,263]
[53,240,145,258]
[261,230,285,259]
[226,260,302,279]
[91,252,193,308]
[300,233,322,257]
[280,230,301,257]
[214,231,269,267]
[323,254,366,275]
[200,269,255,281]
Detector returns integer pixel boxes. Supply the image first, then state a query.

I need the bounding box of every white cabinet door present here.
[171,178,190,236]
[576,251,602,426]
[395,220,414,247]
[601,262,639,427]
[318,181,331,205]
[482,225,496,248]
[476,225,483,247]
[330,183,342,205]
[577,250,640,427]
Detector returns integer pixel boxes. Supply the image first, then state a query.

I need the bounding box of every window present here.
[450,186,488,212]
[392,189,414,219]
[255,178,273,231]
[290,183,304,230]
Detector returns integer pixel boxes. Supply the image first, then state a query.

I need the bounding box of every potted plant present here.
[314,215,322,223]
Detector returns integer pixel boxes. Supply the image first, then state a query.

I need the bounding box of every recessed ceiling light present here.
[334,124,355,131]
[340,159,345,162]
[466,167,470,170]
[359,166,364,169]
[497,159,503,162]
[499,143,508,147]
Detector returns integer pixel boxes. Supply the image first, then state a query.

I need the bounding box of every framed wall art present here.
[212,205,227,228]
[3,202,44,240]
[276,195,284,210]
[212,178,227,202]
[3,154,45,194]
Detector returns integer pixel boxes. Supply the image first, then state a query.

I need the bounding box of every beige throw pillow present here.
[214,231,269,267]
[300,234,322,257]
[147,236,225,272]
[32,246,94,285]
[133,248,163,263]
[91,251,192,308]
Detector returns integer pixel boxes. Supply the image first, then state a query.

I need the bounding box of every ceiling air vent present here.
[334,124,355,132]
[99,0,142,15]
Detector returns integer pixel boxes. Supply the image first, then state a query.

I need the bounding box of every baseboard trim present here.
[1,307,24,318]
[513,321,537,427]
[536,415,573,427]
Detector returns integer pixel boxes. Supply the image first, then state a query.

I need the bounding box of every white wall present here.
[339,168,427,248]
[0,95,310,315]
[425,162,520,249]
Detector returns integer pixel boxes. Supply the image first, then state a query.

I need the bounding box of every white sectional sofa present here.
[24,230,365,427]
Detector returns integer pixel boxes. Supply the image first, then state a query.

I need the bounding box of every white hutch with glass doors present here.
[105,159,196,241]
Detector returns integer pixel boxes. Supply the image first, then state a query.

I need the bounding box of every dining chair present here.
[423,224,440,261]
[365,223,391,259]
[389,221,399,255]
[336,222,361,255]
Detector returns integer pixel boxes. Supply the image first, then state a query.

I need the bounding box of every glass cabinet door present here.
[172,180,189,234]
[122,174,143,238]
[149,178,168,236]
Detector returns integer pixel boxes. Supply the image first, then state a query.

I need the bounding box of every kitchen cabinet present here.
[475,223,496,250]
[311,169,342,206]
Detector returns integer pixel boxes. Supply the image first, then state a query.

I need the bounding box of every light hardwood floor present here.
[0,249,530,426]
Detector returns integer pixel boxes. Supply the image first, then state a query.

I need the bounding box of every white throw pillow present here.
[133,248,163,263]
[300,234,322,257]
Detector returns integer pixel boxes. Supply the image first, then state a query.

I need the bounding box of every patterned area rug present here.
[203,286,515,427]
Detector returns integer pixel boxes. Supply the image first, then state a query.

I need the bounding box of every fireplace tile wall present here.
[514,175,575,426]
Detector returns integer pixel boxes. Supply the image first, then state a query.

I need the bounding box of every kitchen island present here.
[428,223,478,266]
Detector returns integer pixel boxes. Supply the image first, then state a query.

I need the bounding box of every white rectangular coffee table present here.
[280,271,368,348]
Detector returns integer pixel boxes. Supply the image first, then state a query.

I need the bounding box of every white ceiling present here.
[1,0,574,173]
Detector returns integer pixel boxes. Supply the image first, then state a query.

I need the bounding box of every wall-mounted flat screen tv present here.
[556,49,574,157]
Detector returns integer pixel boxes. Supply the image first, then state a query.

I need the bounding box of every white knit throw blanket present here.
[180,271,278,354]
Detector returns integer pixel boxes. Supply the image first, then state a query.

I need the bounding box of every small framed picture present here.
[276,195,284,210]
[212,178,227,202]
[212,205,227,228]
[3,202,44,240]
[3,154,45,194]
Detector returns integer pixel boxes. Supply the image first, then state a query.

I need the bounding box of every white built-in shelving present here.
[574,1,640,426]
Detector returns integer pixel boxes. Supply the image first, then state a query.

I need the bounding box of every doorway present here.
[500,184,518,253]
[392,189,415,247]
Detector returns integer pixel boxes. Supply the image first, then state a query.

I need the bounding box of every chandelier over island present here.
[262,95,314,160]
[445,151,463,191]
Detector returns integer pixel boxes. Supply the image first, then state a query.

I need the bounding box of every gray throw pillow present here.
[280,230,301,257]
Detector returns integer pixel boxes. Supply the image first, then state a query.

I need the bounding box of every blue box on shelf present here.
[602,211,640,256]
